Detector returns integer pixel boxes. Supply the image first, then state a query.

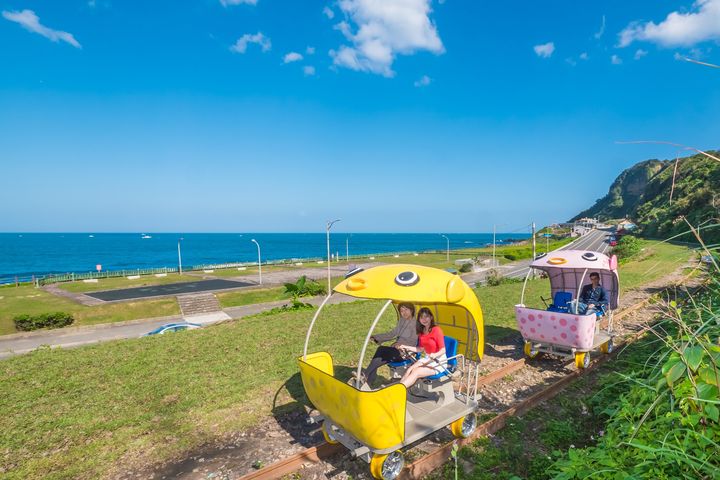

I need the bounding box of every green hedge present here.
[13,312,75,331]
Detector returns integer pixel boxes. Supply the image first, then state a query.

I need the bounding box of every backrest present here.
[553,291,573,308]
[444,336,458,369]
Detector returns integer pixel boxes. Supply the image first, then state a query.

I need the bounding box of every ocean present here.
[0,232,529,282]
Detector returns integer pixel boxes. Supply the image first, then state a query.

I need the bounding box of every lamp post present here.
[251,238,262,285]
[440,234,449,263]
[177,237,183,275]
[346,234,351,264]
[492,225,496,267]
[326,219,341,293]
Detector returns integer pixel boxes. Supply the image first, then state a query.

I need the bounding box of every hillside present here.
[572,151,720,243]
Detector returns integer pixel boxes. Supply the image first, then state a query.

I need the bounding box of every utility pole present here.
[531,222,536,279]
[492,225,496,267]
[326,219,341,293]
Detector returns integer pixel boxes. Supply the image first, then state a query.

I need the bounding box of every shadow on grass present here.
[270,365,358,449]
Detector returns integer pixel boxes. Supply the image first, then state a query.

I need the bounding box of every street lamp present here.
[251,238,262,285]
[346,234,351,264]
[177,237,183,275]
[440,234,449,262]
[326,219,341,293]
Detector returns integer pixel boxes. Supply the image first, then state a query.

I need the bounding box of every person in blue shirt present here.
[578,272,609,315]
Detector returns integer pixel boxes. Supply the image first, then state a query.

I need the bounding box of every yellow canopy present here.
[334,264,484,361]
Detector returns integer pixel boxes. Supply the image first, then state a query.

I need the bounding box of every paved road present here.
[86,279,254,301]
[461,228,612,285]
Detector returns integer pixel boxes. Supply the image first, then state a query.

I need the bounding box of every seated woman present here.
[361,303,418,386]
[398,307,447,389]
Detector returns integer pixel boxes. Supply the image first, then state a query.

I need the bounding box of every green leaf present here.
[662,354,681,376]
[666,361,687,386]
[704,404,719,422]
[698,366,720,386]
[684,346,705,372]
[696,382,718,401]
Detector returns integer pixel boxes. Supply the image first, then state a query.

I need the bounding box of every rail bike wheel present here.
[320,421,338,445]
[524,342,540,359]
[370,451,404,480]
[600,338,614,354]
[450,413,478,439]
[575,352,590,369]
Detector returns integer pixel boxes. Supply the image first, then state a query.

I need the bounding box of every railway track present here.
[238,270,701,480]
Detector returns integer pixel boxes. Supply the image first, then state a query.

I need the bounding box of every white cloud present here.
[579,52,589,60]
[533,42,555,58]
[414,74,432,87]
[2,9,81,48]
[283,51,303,63]
[220,0,258,6]
[565,58,577,66]
[611,54,622,64]
[634,48,648,60]
[304,65,316,76]
[230,32,271,53]
[323,6,335,19]
[594,15,606,39]
[306,46,316,55]
[619,0,720,48]
[330,0,444,77]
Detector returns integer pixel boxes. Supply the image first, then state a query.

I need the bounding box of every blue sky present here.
[1,0,719,233]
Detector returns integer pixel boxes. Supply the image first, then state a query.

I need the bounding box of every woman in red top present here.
[398,307,447,388]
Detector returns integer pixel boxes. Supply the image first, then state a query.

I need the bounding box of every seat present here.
[427,336,458,380]
[547,291,572,313]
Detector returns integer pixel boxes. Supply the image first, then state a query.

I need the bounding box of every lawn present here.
[0,241,694,478]
[0,284,179,335]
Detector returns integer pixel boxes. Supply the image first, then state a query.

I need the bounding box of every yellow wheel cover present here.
[450,416,467,438]
[370,453,389,479]
[321,422,338,445]
[575,352,587,369]
[523,342,538,359]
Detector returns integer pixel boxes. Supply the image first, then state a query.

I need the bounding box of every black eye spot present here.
[582,252,598,261]
[395,271,419,286]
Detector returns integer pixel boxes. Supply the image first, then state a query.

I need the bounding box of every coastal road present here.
[461,228,612,285]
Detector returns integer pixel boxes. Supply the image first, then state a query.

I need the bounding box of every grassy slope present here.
[0,242,693,478]
[0,285,179,335]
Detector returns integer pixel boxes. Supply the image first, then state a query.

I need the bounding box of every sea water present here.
[0,232,529,282]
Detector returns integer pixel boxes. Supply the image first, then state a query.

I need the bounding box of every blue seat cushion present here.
[427,336,458,380]
[548,291,572,312]
[388,358,413,367]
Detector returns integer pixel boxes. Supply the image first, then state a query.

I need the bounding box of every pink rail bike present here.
[515,249,619,369]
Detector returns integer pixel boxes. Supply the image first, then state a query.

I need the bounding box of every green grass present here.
[0,241,694,477]
[0,284,179,335]
[617,239,696,293]
[0,299,395,479]
[217,286,289,307]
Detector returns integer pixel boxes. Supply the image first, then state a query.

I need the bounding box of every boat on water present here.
[141,234,152,239]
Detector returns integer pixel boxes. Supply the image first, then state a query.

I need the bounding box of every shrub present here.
[283,276,326,298]
[13,312,74,331]
[613,235,641,262]
[459,262,473,273]
[485,269,523,287]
